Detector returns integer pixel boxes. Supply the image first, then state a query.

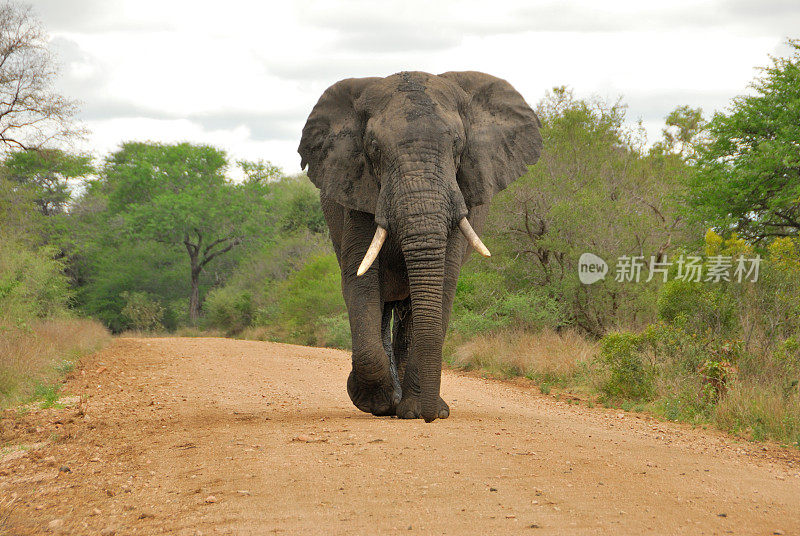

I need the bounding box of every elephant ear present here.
[298,77,381,214]
[439,71,543,208]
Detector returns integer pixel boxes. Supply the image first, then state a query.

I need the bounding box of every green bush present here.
[204,287,253,335]
[495,289,565,330]
[454,269,507,313]
[77,242,189,332]
[0,239,70,324]
[273,253,346,345]
[317,313,352,349]
[598,331,654,401]
[657,278,736,337]
[120,291,164,332]
[641,321,707,373]
[450,310,507,338]
[451,271,567,338]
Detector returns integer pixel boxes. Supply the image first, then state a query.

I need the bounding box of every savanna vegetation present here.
[0,2,108,409]
[1,2,798,444]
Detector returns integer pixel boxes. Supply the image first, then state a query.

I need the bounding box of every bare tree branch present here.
[0,2,83,152]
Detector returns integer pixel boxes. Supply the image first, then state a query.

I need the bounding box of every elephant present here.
[298,71,542,422]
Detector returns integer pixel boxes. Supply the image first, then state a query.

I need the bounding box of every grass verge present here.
[0,318,110,409]
[447,327,800,448]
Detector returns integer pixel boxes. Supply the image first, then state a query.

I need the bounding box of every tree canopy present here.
[3,149,93,216]
[688,39,800,241]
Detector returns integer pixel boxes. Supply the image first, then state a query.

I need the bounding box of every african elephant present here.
[298,71,542,422]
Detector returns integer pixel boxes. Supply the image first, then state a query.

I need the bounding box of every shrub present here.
[0,240,70,323]
[495,289,566,330]
[450,310,506,339]
[453,269,507,313]
[251,253,347,346]
[598,332,654,401]
[120,291,164,332]
[317,313,351,349]
[450,277,567,338]
[204,287,254,335]
[76,241,189,333]
[657,279,736,337]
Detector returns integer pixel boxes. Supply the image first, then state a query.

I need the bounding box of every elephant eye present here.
[367,139,381,168]
[367,139,381,174]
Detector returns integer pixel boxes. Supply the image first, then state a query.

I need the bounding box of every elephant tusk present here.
[459,218,491,257]
[356,226,388,276]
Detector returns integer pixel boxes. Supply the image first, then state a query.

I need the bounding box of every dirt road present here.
[2,337,799,535]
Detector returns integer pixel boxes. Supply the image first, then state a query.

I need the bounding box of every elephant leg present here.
[382,302,402,406]
[395,298,444,419]
[341,209,397,417]
[391,297,411,384]
[395,298,450,420]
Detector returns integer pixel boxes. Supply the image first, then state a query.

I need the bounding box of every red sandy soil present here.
[1,337,799,535]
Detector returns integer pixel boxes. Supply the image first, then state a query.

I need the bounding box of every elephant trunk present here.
[390,175,455,422]
[403,233,447,422]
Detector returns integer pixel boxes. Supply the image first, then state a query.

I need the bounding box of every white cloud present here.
[33,0,797,174]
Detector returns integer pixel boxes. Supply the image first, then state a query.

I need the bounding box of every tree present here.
[98,142,268,322]
[480,87,694,335]
[652,105,706,161]
[0,2,81,150]
[3,148,93,215]
[238,159,283,186]
[688,39,800,241]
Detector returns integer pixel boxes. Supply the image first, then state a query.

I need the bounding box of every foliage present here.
[3,149,93,216]
[268,253,346,345]
[120,291,164,332]
[203,287,253,336]
[227,251,347,347]
[598,332,654,401]
[451,271,566,338]
[317,314,352,349]
[75,241,187,333]
[91,142,270,322]
[656,278,737,337]
[590,233,800,444]
[0,238,70,323]
[0,173,41,239]
[479,86,696,336]
[687,39,800,241]
[238,159,283,185]
[651,105,706,161]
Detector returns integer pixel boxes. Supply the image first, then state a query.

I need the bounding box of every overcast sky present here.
[33,0,799,175]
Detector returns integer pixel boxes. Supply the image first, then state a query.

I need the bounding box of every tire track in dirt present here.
[2,337,799,535]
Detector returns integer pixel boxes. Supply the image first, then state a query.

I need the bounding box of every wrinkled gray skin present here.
[298,71,542,422]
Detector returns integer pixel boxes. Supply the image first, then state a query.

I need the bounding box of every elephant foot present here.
[396,395,450,422]
[347,370,400,417]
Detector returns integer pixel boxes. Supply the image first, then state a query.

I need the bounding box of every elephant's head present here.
[299,71,542,421]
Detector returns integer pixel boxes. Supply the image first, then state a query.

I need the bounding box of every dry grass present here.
[714,382,800,445]
[173,326,225,338]
[448,329,598,386]
[0,318,110,408]
[236,325,280,342]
